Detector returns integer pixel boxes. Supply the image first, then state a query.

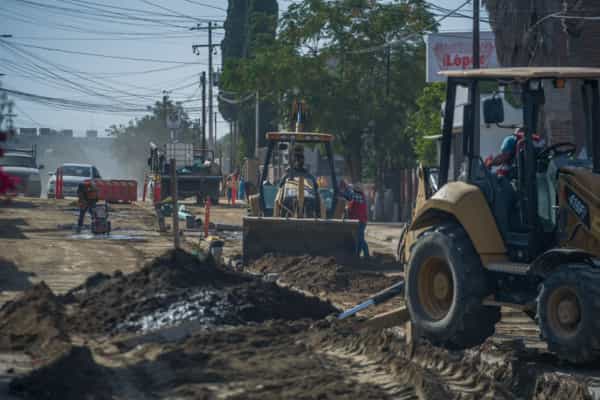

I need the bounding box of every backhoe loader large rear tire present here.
[405,223,500,349]
[537,265,600,364]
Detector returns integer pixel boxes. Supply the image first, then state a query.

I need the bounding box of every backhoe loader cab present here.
[403,67,600,363]
[243,132,359,264]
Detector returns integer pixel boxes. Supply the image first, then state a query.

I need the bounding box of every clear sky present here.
[0,0,489,137]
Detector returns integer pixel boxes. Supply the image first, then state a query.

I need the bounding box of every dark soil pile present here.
[125,320,399,400]
[9,346,113,400]
[250,255,398,295]
[0,282,70,358]
[65,250,337,335]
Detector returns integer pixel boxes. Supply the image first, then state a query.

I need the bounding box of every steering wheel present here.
[537,142,577,160]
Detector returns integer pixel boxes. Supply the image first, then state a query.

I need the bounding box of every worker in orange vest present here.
[76,180,98,233]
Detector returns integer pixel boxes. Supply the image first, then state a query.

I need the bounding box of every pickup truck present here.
[0,146,43,197]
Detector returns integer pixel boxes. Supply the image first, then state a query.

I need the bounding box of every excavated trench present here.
[0,251,597,399]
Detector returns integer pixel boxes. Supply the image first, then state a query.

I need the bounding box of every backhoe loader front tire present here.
[405,223,500,349]
[537,266,600,364]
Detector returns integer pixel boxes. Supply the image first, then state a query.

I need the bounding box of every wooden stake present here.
[170,159,180,250]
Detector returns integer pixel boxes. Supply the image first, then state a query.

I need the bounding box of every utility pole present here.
[214,111,218,150]
[162,90,171,141]
[192,22,223,152]
[255,90,260,159]
[170,159,180,251]
[471,0,481,159]
[201,72,207,153]
[229,121,234,173]
[208,22,213,150]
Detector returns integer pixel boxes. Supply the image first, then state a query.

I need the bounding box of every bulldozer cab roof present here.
[440,67,600,80]
[266,132,334,143]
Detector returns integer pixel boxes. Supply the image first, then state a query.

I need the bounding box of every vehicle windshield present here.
[62,166,91,177]
[0,155,35,168]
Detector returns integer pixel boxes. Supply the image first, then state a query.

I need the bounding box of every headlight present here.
[29,174,41,182]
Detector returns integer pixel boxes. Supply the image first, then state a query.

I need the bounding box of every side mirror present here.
[38,164,45,170]
[483,97,504,124]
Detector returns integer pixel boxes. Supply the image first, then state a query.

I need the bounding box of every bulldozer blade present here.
[243,217,359,264]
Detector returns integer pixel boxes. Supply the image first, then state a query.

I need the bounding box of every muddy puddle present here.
[69,232,148,241]
[115,288,233,334]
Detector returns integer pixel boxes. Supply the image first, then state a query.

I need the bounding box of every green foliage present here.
[221,0,435,180]
[406,82,446,166]
[219,0,279,160]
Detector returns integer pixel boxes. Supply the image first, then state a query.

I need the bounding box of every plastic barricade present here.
[127,181,137,202]
[116,180,127,202]
[91,179,137,203]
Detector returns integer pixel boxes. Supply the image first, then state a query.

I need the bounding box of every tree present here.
[221,0,435,181]
[219,0,279,159]
[405,82,446,166]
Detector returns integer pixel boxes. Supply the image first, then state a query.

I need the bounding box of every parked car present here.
[47,163,101,198]
[0,147,44,197]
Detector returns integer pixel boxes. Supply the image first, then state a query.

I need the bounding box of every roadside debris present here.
[0,282,70,359]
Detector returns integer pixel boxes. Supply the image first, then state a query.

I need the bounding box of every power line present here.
[0,87,148,113]
[2,40,203,64]
[0,41,161,105]
[13,103,43,127]
[11,0,194,29]
[8,34,202,41]
[138,0,211,23]
[58,0,211,20]
[181,0,226,12]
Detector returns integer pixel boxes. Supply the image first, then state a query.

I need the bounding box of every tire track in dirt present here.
[319,347,419,399]
[312,324,514,400]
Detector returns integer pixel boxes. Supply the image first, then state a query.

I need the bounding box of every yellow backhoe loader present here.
[243,131,358,263]
[397,67,600,364]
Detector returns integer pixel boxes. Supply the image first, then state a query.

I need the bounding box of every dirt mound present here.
[9,346,112,400]
[0,282,70,358]
[66,250,337,335]
[119,320,399,400]
[250,255,398,295]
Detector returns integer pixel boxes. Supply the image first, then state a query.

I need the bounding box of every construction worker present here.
[280,144,318,190]
[340,180,369,258]
[76,180,98,233]
[485,127,545,177]
[225,175,232,204]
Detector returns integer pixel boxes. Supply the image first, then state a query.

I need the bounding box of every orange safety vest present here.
[79,182,98,207]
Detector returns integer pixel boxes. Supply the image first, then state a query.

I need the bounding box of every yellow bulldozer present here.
[243,131,359,263]
[397,67,600,363]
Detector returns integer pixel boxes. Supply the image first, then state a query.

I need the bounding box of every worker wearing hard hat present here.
[280,144,319,190]
[340,180,369,258]
[76,180,98,233]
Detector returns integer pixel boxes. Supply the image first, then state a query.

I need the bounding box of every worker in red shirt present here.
[485,127,545,177]
[340,180,369,258]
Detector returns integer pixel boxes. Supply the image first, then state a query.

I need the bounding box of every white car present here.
[47,163,102,198]
[0,150,43,197]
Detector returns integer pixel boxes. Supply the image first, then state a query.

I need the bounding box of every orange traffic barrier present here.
[128,181,137,202]
[56,168,63,199]
[142,176,148,202]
